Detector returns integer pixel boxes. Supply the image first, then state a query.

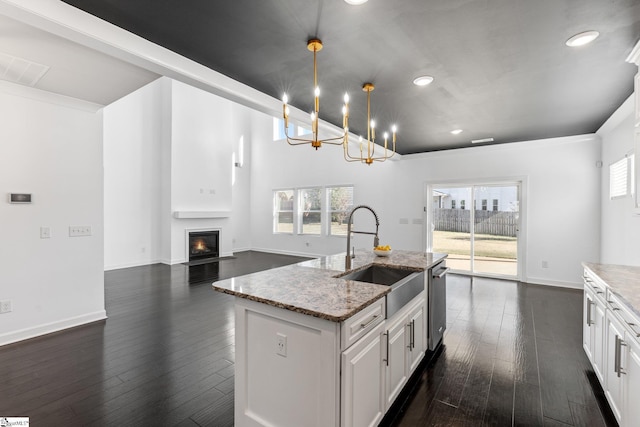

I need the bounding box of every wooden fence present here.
[433,208,518,237]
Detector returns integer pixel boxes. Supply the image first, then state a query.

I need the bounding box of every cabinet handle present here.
[615,335,628,378]
[406,323,412,349]
[411,319,416,350]
[586,300,593,326]
[627,322,640,338]
[383,332,389,366]
[614,335,620,376]
[607,300,621,311]
[360,314,379,329]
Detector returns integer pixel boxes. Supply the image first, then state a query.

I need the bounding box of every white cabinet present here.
[583,282,605,382]
[408,299,426,373]
[624,335,640,425]
[583,267,640,427]
[384,309,409,408]
[341,322,386,427]
[604,309,625,422]
[384,293,426,410]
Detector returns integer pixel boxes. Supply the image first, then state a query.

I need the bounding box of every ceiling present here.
[11,1,640,153]
[0,14,159,106]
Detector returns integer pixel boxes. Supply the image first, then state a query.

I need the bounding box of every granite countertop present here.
[583,262,640,319]
[213,250,447,322]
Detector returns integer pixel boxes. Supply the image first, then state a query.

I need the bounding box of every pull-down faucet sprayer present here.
[345,205,380,270]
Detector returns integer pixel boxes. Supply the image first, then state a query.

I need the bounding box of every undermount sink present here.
[337,265,424,318]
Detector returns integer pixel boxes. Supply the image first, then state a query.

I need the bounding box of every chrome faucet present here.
[345,205,380,270]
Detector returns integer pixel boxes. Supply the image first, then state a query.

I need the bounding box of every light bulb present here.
[310,111,316,120]
[285,106,290,115]
[282,93,288,104]
[370,120,376,129]
[314,86,320,97]
[384,132,389,139]
[344,93,350,104]
[391,124,397,133]
[342,106,347,115]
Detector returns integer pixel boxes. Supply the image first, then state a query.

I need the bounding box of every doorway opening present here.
[426,181,523,279]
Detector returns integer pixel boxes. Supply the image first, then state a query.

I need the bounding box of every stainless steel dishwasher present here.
[428,261,449,350]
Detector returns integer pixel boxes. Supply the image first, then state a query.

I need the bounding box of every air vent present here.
[0,51,50,87]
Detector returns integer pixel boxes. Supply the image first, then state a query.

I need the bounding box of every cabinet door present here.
[592,300,606,383]
[385,314,409,409]
[408,300,426,374]
[604,311,625,423]
[583,289,595,361]
[624,335,640,427]
[341,322,385,427]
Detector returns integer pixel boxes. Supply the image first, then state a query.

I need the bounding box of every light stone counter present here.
[213,250,447,322]
[583,262,640,319]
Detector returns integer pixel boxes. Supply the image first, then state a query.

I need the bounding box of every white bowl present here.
[373,249,392,257]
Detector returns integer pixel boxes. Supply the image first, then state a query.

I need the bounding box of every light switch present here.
[40,227,51,239]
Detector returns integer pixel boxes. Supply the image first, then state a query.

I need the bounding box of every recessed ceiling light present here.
[565,31,600,47]
[450,129,463,135]
[344,0,368,4]
[413,75,434,86]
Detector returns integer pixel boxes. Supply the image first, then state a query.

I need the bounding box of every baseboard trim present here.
[105,259,162,271]
[0,310,108,347]
[524,277,583,290]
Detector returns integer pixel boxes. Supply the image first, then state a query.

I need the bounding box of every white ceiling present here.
[0,14,159,106]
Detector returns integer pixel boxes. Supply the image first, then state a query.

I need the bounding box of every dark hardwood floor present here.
[391,275,617,427]
[1,252,616,426]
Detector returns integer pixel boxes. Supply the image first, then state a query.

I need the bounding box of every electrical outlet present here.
[276,333,287,357]
[69,226,92,237]
[0,300,12,314]
[542,260,549,269]
[40,226,51,239]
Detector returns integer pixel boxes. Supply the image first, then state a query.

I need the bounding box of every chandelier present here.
[343,83,397,165]
[281,39,346,150]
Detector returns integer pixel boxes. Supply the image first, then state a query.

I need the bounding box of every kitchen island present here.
[213,249,447,427]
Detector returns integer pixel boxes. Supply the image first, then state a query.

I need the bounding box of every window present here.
[273,118,295,141]
[328,186,354,236]
[273,186,354,236]
[610,155,634,199]
[451,200,456,209]
[481,199,487,211]
[460,200,466,210]
[274,190,294,233]
[492,199,499,211]
[299,188,322,235]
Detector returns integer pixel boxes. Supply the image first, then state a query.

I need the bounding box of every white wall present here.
[250,132,601,287]
[104,78,165,269]
[104,78,265,267]
[0,82,106,346]
[598,96,640,265]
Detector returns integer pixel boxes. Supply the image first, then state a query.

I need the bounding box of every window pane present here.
[610,157,628,199]
[274,190,294,233]
[329,186,354,236]
[273,118,295,141]
[300,188,322,235]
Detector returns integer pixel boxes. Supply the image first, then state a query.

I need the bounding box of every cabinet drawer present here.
[607,292,640,343]
[341,298,385,351]
[584,269,607,304]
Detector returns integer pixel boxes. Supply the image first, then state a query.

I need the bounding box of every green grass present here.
[433,230,516,259]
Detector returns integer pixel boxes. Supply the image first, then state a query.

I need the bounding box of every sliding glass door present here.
[429,182,520,278]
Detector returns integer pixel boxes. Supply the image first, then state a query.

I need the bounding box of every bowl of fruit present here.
[373,245,392,257]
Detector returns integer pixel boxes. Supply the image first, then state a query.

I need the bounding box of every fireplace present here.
[188,230,219,262]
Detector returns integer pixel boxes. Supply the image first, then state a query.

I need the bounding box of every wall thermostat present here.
[10,193,32,204]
